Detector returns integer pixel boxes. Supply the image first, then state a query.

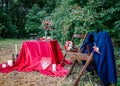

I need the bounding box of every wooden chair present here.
[64,32,94,86]
[67,52,93,86]
[60,33,88,65]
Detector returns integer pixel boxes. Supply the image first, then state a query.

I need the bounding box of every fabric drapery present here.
[0,40,70,77]
[80,32,117,85]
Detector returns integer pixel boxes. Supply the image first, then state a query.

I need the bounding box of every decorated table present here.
[0,40,71,77]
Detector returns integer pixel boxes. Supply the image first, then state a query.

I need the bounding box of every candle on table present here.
[15,44,17,55]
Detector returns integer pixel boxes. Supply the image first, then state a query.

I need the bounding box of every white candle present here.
[2,64,7,68]
[52,64,56,72]
[7,60,13,67]
[15,44,17,55]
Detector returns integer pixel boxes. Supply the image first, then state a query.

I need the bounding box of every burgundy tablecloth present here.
[0,40,71,77]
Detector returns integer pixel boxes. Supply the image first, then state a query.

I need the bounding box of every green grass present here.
[0,39,24,48]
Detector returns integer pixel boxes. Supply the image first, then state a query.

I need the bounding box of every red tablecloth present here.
[0,40,71,77]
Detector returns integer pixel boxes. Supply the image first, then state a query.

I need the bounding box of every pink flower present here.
[93,46,101,54]
[64,41,73,50]
[42,20,52,30]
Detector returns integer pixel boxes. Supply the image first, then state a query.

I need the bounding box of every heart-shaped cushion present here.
[40,57,52,70]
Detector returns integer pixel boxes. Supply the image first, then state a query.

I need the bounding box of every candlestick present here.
[15,44,17,55]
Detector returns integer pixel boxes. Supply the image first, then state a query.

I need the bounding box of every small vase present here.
[50,31,53,40]
[45,30,47,40]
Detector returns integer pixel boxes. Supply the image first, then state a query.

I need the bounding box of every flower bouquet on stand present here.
[42,20,53,40]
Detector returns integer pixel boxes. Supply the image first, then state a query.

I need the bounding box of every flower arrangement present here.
[41,20,53,39]
[42,20,52,30]
[64,41,73,50]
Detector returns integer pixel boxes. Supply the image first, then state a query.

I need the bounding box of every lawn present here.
[0,39,120,86]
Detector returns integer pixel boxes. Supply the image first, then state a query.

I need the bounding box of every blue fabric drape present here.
[80,32,117,86]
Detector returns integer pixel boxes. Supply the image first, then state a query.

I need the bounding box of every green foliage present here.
[0,23,5,38]
[25,4,47,37]
[0,0,120,43]
[50,0,74,42]
[0,0,28,38]
[46,0,120,44]
[0,8,16,38]
[117,78,120,86]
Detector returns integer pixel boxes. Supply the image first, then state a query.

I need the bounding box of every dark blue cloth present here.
[80,32,117,86]
[80,32,95,53]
